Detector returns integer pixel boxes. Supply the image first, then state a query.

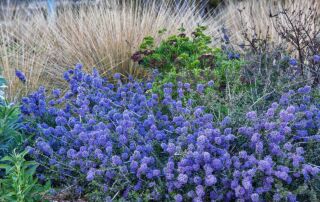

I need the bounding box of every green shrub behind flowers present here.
[132,26,245,120]
[134,26,243,89]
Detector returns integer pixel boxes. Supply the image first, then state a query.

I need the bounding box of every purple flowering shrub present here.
[21,64,215,199]
[225,86,320,201]
[21,64,320,201]
[163,86,320,201]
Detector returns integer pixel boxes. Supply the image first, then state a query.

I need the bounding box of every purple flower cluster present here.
[21,65,320,201]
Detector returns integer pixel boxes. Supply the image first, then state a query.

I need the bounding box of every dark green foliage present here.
[133,26,215,93]
[208,0,221,8]
[134,27,243,91]
[136,26,214,72]
[0,150,51,202]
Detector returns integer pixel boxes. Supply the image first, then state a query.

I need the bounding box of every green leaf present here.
[25,164,38,176]
[0,164,11,170]
[0,151,50,201]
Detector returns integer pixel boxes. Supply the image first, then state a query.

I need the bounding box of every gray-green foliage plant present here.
[0,103,24,159]
[0,150,50,202]
[0,74,6,104]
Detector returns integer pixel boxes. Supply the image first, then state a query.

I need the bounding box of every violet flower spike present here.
[15,69,26,83]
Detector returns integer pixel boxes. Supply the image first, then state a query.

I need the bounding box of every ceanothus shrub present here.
[21,64,320,201]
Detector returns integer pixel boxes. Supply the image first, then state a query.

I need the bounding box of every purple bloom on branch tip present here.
[177,173,188,184]
[287,192,297,202]
[36,141,53,156]
[223,34,230,42]
[174,194,183,202]
[52,89,61,97]
[15,69,26,83]
[251,193,259,202]
[234,53,240,59]
[166,143,176,155]
[75,63,83,70]
[205,174,217,186]
[313,55,320,63]
[113,73,121,80]
[297,86,311,94]
[111,155,122,165]
[196,84,204,93]
[273,193,281,201]
[246,111,257,120]
[86,169,95,181]
[289,59,297,66]
[196,185,205,197]
[184,83,190,90]
[207,80,214,87]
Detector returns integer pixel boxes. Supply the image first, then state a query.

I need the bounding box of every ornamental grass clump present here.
[21,65,320,201]
[1,0,221,101]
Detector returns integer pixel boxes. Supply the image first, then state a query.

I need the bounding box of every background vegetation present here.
[0,0,318,101]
